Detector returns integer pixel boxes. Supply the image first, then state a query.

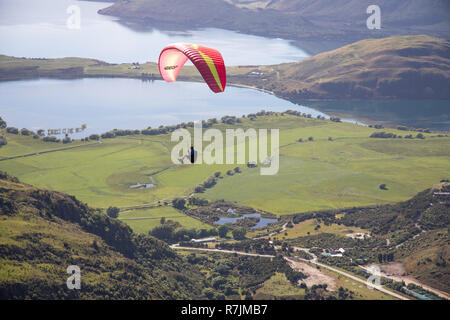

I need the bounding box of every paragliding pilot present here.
[179,146,197,164]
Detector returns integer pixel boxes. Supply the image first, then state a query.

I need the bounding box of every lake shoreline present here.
[1,53,449,132]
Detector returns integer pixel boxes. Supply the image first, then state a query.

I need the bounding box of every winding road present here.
[171,244,410,300]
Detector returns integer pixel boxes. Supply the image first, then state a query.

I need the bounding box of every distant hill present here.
[98,0,450,43]
[1,35,449,100]
[230,35,450,99]
[0,172,206,299]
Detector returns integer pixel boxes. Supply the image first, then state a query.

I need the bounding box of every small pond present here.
[214,213,278,230]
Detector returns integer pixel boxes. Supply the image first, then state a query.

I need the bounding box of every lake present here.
[299,100,450,131]
[0,0,309,65]
[214,213,278,230]
[0,78,329,138]
[0,0,448,131]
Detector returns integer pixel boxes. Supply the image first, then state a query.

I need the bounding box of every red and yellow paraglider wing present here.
[158,43,226,93]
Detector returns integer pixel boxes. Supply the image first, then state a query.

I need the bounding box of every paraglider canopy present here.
[158,43,226,93]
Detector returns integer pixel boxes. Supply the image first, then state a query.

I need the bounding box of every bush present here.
[0,135,7,147]
[416,133,425,139]
[62,137,72,144]
[194,186,205,193]
[42,136,59,143]
[89,134,100,141]
[101,132,115,139]
[0,117,6,129]
[234,167,241,173]
[232,228,246,240]
[379,184,388,190]
[106,206,120,218]
[370,132,397,139]
[172,198,186,210]
[6,127,19,134]
[20,128,32,136]
[218,225,229,238]
[226,170,234,176]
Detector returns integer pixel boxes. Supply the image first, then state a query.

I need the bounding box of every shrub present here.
[370,132,397,139]
[89,134,100,141]
[6,127,18,134]
[194,186,205,193]
[172,198,186,210]
[0,135,7,147]
[42,136,59,142]
[62,137,72,144]
[106,206,120,218]
[416,133,425,139]
[20,128,32,136]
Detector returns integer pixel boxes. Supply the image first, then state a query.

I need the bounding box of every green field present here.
[255,272,305,298]
[118,206,213,234]
[1,115,449,230]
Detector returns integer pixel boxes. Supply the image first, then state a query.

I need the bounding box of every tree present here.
[160,217,166,225]
[6,127,18,134]
[218,225,229,238]
[308,136,314,141]
[0,117,6,129]
[172,198,186,210]
[232,228,246,240]
[233,167,241,173]
[214,171,221,178]
[106,206,120,218]
[89,134,100,141]
[150,225,174,242]
[194,186,205,193]
[226,170,234,176]
[416,133,425,139]
[20,128,32,136]
[0,136,7,147]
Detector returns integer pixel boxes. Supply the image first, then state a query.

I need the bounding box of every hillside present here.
[1,36,448,100]
[0,171,207,299]
[231,35,450,99]
[98,0,450,43]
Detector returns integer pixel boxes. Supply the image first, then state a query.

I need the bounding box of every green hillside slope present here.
[0,172,207,299]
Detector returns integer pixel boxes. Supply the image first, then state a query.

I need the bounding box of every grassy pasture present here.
[1,115,449,222]
[118,206,213,234]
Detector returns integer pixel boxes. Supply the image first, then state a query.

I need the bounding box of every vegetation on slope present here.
[1,35,448,100]
[231,35,450,99]
[97,0,450,42]
[0,172,208,299]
